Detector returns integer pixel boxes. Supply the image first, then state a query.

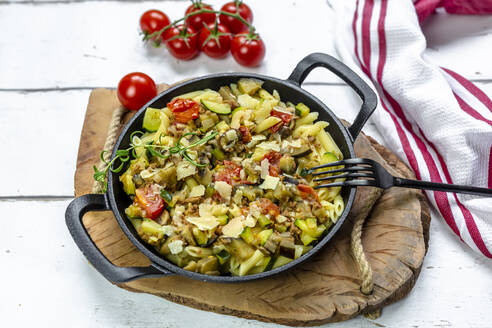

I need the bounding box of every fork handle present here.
[394,178,492,197]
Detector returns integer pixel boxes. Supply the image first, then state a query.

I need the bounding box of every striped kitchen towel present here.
[329,0,492,257]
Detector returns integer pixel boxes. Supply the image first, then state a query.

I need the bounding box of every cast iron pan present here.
[66,53,377,283]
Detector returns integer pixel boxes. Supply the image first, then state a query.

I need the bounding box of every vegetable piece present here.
[294,245,313,259]
[300,232,316,246]
[135,186,164,220]
[237,78,264,95]
[215,120,230,133]
[201,100,232,114]
[289,144,312,157]
[120,171,136,195]
[216,214,228,225]
[270,107,293,132]
[117,72,157,111]
[258,215,272,228]
[256,116,282,133]
[218,86,239,108]
[167,98,200,123]
[231,33,266,67]
[192,227,209,246]
[141,218,165,237]
[257,198,280,217]
[238,126,252,143]
[142,107,162,132]
[240,227,255,244]
[239,249,264,276]
[258,89,277,102]
[272,256,293,270]
[248,256,272,274]
[295,103,310,117]
[164,25,199,60]
[237,94,260,110]
[197,256,219,274]
[279,155,296,174]
[216,249,231,265]
[258,229,273,246]
[297,184,320,202]
[160,189,173,204]
[211,147,225,161]
[230,83,241,97]
[205,184,215,198]
[219,1,253,34]
[185,177,199,189]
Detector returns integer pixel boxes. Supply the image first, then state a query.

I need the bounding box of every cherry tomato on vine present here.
[164,24,200,60]
[231,33,265,67]
[199,23,232,58]
[117,72,157,111]
[139,10,171,40]
[185,2,216,32]
[219,1,253,34]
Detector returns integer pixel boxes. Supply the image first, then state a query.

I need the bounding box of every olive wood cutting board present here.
[74,83,430,326]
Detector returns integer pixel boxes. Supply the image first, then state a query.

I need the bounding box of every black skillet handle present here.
[65,194,172,283]
[287,53,378,141]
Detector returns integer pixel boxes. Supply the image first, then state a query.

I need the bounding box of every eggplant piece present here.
[219,86,240,109]
[290,145,312,157]
[278,126,292,139]
[282,174,299,185]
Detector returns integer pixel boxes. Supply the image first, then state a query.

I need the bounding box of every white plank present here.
[0,0,341,89]
[0,90,90,196]
[0,84,377,197]
[1,200,491,327]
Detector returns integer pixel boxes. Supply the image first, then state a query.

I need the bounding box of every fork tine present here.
[314,179,377,189]
[313,172,374,182]
[311,166,374,177]
[309,158,374,171]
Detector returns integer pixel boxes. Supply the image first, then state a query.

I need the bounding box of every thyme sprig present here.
[93,130,218,192]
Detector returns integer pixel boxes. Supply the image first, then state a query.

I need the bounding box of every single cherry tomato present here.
[297,184,320,203]
[164,25,199,60]
[270,107,293,132]
[219,1,253,34]
[135,185,164,220]
[238,125,252,142]
[167,98,200,123]
[140,10,171,40]
[231,33,265,67]
[257,198,280,217]
[199,23,232,58]
[185,2,216,32]
[117,72,157,111]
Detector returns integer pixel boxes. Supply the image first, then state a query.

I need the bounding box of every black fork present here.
[305,158,492,197]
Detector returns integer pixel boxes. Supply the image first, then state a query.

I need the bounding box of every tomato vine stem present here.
[146,9,255,43]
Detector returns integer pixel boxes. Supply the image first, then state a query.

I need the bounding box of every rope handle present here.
[91,106,378,305]
[92,105,127,194]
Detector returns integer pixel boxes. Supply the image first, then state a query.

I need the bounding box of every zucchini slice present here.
[142,107,162,132]
[201,100,231,114]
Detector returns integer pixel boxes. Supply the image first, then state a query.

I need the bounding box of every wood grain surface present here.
[74,84,430,326]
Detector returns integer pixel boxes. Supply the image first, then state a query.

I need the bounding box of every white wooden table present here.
[1,1,491,327]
